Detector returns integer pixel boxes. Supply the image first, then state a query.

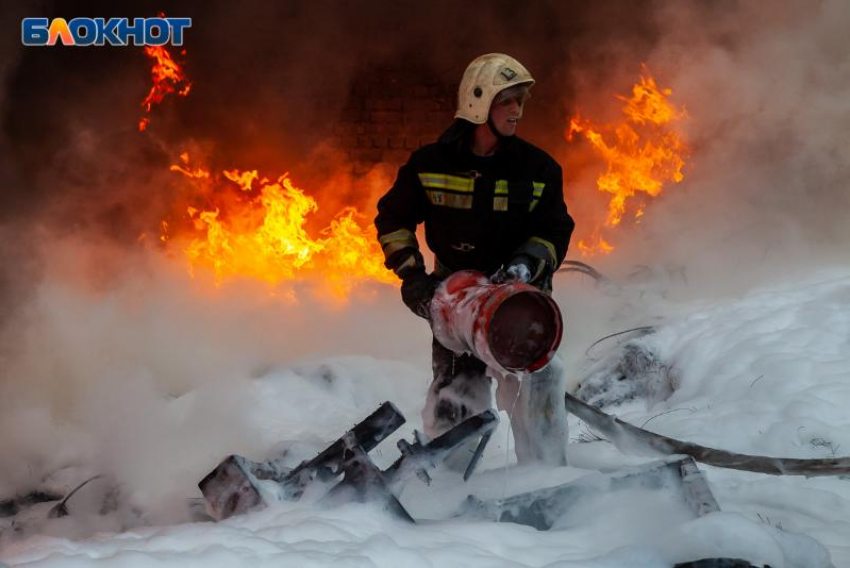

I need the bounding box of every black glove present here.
[491,254,537,284]
[400,268,441,319]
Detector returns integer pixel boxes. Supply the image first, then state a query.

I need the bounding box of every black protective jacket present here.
[375,127,574,289]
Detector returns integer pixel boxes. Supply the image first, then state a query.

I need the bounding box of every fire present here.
[164,156,395,300]
[136,48,394,301]
[568,67,688,255]
[139,45,191,132]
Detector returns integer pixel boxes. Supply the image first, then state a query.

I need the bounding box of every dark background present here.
[0,0,661,227]
[0,0,669,320]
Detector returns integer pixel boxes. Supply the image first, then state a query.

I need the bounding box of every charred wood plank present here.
[0,491,63,518]
[458,456,716,530]
[279,401,407,499]
[383,409,498,490]
[199,401,406,520]
[321,432,415,522]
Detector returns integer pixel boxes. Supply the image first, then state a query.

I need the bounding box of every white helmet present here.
[455,53,535,124]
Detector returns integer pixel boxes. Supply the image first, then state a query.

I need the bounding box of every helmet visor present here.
[493,84,532,107]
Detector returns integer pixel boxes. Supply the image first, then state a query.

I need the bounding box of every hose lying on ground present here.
[556,260,609,284]
[565,393,850,477]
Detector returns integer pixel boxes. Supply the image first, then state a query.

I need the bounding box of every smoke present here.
[0,0,600,528]
[1,0,848,539]
[0,0,653,233]
[565,0,850,297]
[0,236,429,526]
[0,2,36,327]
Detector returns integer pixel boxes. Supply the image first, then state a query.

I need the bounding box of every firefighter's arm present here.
[512,161,575,282]
[374,157,428,278]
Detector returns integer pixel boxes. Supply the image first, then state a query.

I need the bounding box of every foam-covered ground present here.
[2,264,849,567]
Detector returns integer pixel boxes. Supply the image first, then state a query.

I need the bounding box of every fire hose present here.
[565,392,850,477]
[425,269,850,477]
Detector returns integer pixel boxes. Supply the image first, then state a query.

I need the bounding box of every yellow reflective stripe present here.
[395,254,419,273]
[418,173,474,193]
[419,173,474,190]
[378,228,415,247]
[426,190,473,209]
[532,182,545,197]
[494,180,509,210]
[378,228,418,257]
[530,182,545,211]
[529,237,558,265]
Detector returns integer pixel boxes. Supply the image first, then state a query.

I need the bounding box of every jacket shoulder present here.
[405,142,447,166]
[513,137,561,173]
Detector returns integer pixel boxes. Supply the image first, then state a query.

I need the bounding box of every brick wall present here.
[334,68,455,175]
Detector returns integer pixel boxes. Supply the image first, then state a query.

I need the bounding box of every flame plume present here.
[139,46,191,132]
[568,67,688,256]
[164,155,395,301]
[137,48,394,302]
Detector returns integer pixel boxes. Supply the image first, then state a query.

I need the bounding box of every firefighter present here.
[375,53,575,466]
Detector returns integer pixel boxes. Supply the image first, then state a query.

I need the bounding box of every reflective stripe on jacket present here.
[375,134,575,287]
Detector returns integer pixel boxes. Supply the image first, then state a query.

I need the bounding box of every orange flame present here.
[139,46,191,132]
[139,48,395,302]
[568,67,688,255]
[163,157,395,300]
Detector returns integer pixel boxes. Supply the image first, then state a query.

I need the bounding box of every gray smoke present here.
[566,1,850,297]
[1,0,848,538]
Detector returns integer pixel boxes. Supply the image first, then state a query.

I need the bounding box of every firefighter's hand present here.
[400,269,441,319]
[491,255,535,284]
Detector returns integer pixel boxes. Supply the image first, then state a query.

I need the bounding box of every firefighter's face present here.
[489,89,529,136]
